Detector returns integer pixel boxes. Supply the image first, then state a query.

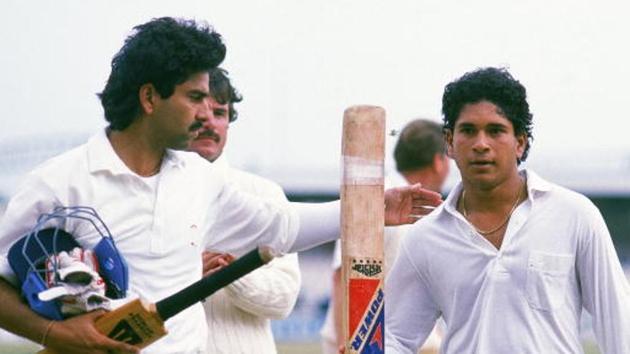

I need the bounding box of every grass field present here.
[277,342,602,354]
[1,343,323,354]
[0,342,601,354]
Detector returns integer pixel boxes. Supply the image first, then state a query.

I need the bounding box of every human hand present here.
[202,251,235,277]
[44,310,140,353]
[384,183,442,226]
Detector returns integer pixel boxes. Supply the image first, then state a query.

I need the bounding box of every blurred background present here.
[1,0,629,353]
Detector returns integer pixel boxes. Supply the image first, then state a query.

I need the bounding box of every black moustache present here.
[189,121,203,131]
[198,130,220,140]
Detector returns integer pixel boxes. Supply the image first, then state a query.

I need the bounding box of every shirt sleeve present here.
[0,174,60,285]
[223,253,301,319]
[577,204,630,354]
[288,201,340,252]
[385,234,440,354]
[206,184,300,256]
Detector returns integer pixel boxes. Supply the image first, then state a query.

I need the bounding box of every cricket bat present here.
[341,106,386,353]
[39,247,274,353]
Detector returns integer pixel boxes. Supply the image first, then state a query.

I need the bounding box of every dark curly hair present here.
[394,119,446,173]
[209,68,243,123]
[98,17,226,130]
[441,67,533,162]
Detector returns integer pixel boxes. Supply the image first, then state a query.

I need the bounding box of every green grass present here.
[278,341,321,354]
[0,341,601,354]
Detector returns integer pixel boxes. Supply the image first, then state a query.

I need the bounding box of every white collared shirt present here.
[0,130,299,354]
[386,169,630,354]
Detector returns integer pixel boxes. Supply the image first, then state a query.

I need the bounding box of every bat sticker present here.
[351,258,383,278]
[348,279,384,353]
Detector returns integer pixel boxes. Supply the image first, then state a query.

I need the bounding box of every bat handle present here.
[155,246,275,321]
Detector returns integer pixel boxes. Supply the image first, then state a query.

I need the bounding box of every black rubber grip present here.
[155,247,272,321]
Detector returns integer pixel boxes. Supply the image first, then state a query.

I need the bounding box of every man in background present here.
[320,119,450,354]
[189,68,301,354]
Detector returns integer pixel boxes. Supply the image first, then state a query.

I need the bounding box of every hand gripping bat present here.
[39,247,274,353]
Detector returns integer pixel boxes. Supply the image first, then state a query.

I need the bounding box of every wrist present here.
[41,320,56,346]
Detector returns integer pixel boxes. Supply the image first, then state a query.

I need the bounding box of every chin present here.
[466,174,499,190]
[194,147,219,160]
[169,138,193,151]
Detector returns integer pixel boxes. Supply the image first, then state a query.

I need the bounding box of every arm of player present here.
[577,206,630,354]
[289,184,442,253]
[385,236,441,354]
[0,278,139,354]
[0,174,139,354]
[224,253,301,319]
[208,183,442,256]
[0,174,135,353]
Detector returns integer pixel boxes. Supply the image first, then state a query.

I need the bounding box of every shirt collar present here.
[523,168,553,194]
[442,168,552,217]
[163,148,187,170]
[86,129,129,175]
[87,129,187,175]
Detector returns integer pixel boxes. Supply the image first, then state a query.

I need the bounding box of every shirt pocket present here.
[525,251,575,312]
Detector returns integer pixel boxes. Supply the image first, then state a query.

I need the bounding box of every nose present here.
[471,131,490,153]
[196,98,214,125]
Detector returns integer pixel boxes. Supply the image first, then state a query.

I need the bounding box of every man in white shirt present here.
[321,119,450,354]
[0,17,442,354]
[188,68,301,354]
[386,67,630,353]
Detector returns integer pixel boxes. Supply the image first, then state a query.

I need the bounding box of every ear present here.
[432,153,445,173]
[515,132,527,160]
[139,83,157,115]
[444,129,454,158]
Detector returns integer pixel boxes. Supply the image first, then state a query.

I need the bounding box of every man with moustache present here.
[0,17,441,354]
[385,67,630,353]
[189,68,301,354]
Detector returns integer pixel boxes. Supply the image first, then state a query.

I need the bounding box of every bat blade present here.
[341,106,386,354]
[38,247,274,353]
[95,299,166,348]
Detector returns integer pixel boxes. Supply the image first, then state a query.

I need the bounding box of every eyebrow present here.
[486,122,508,129]
[457,122,509,129]
[187,89,210,97]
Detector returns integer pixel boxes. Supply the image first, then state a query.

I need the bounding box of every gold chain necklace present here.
[462,182,523,235]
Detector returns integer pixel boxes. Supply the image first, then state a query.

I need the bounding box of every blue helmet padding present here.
[7,228,80,287]
[94,237,128,299]
[22,272,64,320]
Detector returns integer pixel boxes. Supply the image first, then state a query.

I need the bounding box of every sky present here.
[1,0,630,177]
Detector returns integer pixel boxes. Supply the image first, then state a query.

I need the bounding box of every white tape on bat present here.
[342,156,384,186]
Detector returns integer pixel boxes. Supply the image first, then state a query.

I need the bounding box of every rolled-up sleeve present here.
[578,205,630,354]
